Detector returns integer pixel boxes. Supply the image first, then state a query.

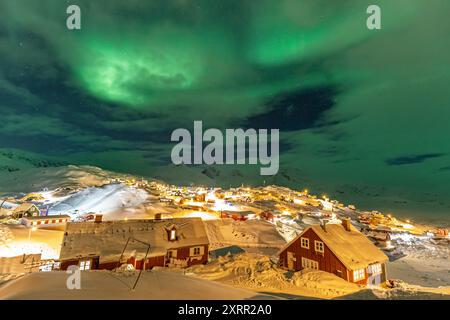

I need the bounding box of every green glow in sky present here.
[75,31,204,106]
[1,0,450,223]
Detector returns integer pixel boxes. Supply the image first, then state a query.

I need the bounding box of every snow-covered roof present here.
[59,218,209,262]
[281,223,388,270]
[309,224,388,270]
[13,203,39,213]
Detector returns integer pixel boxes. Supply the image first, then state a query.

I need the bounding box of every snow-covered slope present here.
[151,164,309,188]
[48,183,148,216]
[0,163,134,194]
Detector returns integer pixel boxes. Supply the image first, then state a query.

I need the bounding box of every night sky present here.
[1,1,450,223]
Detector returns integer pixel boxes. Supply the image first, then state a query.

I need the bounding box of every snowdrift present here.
[188,253,362,299]
[0,270,278,300]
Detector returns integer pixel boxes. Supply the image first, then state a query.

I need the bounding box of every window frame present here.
[190,246,203,257]
[169,229,177,241]
[369,263,382,275]
[79,260,92,271]
[301,257,319,270]
[314,240,324,253]
[353,268,365,282]
[300,237,309,249]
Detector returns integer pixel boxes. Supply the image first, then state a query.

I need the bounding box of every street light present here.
[28,226,37,242]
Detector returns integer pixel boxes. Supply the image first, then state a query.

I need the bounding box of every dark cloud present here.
[385,153,445,166]
[244,85,340,131]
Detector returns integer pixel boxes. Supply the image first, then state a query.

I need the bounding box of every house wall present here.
[98,261,121,270]
[173,244,209,267]
[127,255,166,270]
[358,262,387,286]
[279,228,349,281]
[60,245,209,271]
[60,256,99,270]
[280,228,388,285]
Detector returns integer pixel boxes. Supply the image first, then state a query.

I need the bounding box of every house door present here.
[287,252,296,270]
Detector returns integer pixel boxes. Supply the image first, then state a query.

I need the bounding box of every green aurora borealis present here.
[1,0,450,223]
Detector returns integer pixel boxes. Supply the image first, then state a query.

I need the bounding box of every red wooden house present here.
[220,210,254,221]
[260,211,275,223]
[58,217,209,271]
[278,219,388,286]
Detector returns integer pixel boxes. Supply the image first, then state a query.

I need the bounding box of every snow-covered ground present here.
[187,253,363,299]
[0,224,63,259]
[0,164,448,299]
[48,184,148,218]
[0,269,278,300]
[187,253,450,299]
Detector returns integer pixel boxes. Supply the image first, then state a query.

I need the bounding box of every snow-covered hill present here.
[151,164,309,188]
[48,183,148,216]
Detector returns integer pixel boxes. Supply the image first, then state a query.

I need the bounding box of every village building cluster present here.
[0,178,448,288]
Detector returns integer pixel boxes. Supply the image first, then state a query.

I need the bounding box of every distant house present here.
[21,215,71,228]
[278,219,388,286]
[260,211,275,223]
[194,193,206,202]
[220,211,255,221]
[57,217,209,271]
[12,203,40,219]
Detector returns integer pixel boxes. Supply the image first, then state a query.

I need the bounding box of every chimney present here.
[154,213,162,221]
[321,219,328,232]
[94,214,103,223]
[342,218,352,231]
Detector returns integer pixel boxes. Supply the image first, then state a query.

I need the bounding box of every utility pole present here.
[117,237,152,291]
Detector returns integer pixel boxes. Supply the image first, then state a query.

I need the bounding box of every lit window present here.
[300,237,309,249]
[353,268,365,282]
[369,263,382,275]
[39,264,52,272]
[168,250,177,258]
[314,241,324,253]
[301,257,319,270]
[79,260,91,271]
[170,229,176,241]
[194,247,201,255]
